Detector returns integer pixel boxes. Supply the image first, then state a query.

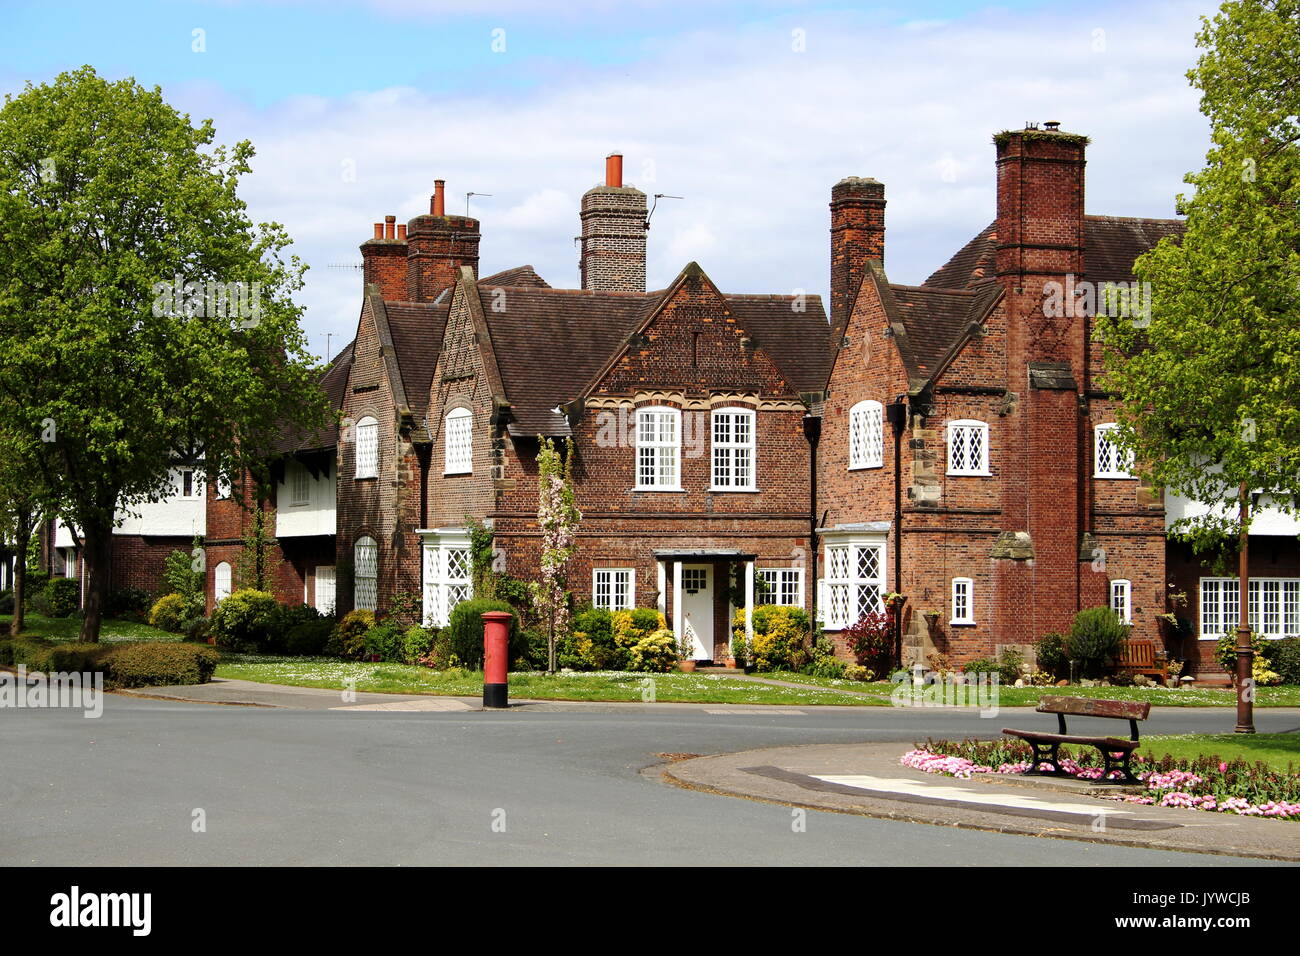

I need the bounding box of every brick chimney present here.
[405,180,481,302]
[360,213,409,301]
[580,152,647,292]
[990,124,1090,647]
[829,177,885,331]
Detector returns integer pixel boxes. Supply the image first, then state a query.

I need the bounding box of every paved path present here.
[662,741,1300,861]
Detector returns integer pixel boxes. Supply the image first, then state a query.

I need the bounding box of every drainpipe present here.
[886,398,908,667]
[802,413,822,628]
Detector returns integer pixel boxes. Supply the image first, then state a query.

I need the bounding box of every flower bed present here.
[903,738,1300,821]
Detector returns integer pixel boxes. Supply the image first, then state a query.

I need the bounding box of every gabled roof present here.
[480,286,667,436]
[383,301,450,423]
[722,294,832,394]
[276,340,355,453]
[888,283,1001,382]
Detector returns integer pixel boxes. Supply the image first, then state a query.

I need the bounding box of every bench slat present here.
[1035,695,1150,720]
[1003,729,1139,751]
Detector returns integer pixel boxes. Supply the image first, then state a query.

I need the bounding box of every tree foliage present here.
[1094,0,1300,554]
[0,67,329,639]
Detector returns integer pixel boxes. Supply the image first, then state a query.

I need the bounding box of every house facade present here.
[818,125,1299,675]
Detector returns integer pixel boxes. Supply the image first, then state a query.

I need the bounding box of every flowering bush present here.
[904,738,1300,820]
[734,605,810,671]
[842,612,891,673]
[627,629,677,672]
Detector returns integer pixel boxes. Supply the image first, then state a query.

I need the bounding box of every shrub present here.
[446,599,517,669]
[841,612,892,674]
[961,657,998,676]
[802,633,846,678]
[334,610,375,660]
[1267,636,1300,685]
[401,626,435,665]
[149,594,191,633]
[514,628,549,670]
[209,589,281,653]
[362,622,404,662]
[612,608,665,647]
[285,619,335,656]
[106,587,152,621]
[184,616,211,644]
[1066,607,1130,676]
[571,608,623,670]
[0,636,54,668]
[844,663,874,682]
[40,642,111,673]
[735,605,811,672]
[271,603,327,654]
[1035,633,1069,680]
[626,629,677,672]
[41,578,80,618]
[995,647,1024,684]
[103,642,219,687]
[1215,631,1270,673]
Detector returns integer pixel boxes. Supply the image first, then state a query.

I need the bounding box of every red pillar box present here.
[481,611,513,709]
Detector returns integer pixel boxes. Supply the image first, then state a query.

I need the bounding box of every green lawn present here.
[215,655,890,706]
[757,670,1300,708]
[0,613,180,644]
[1141,734,1300,771]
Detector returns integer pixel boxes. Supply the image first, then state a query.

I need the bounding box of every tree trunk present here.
[9,512,32,636]
[78,519,113,642]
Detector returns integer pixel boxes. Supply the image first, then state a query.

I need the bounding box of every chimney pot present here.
[373,223,383,239]
[384,215,396,240]
[605,152,623,188]
[432,180,446,217]
[1044,120,1061,132]
[396,223,406,241]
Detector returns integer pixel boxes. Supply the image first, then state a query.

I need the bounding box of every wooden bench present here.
[1002,696,1151,784]
[1117,639,1169,685]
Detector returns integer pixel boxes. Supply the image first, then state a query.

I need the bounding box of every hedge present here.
[0,637,218,688]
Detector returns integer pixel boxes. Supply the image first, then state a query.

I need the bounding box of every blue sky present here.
[0,0,1219,360]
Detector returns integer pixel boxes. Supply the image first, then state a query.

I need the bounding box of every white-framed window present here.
[353,536,378,611]
[759,568,803,607]
[849,400,884,470]
[1200,577,1300,638]
[946,420,989,476]
[290,464,311,506]
[214,562,233,604]
[313,566,336,615]
[444,407,473,475]
[1094,423,1135,478]
[422,534,473,626]
[951,577,974,625]
[710,407,756,490]
[355,417,379,479]
[820,539,886,630]
[593,568,636,611]
[635,406,681,490]
[1110,579,1132,624]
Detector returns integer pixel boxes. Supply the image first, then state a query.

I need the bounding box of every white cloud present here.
[155,0,1215,358]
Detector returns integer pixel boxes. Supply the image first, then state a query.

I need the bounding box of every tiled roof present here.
[482,288,666,435]
[722,294,832,394]
[889,283,1001,380]
[924,216,1184,289]
[383,301,450,422]
[479,265,551,289]
[276,341,355,453]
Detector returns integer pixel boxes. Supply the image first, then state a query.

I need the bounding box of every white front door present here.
[681,564,714,660]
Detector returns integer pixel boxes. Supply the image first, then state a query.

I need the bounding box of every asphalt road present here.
[2,696,1296,866]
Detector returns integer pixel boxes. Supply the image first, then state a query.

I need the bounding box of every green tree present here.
[530,438,580,672]
[0,67,328,640]
[1095,0,1300,552]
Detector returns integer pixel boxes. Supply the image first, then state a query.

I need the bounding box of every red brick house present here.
[817,124,1298,675]
[311,156,830,659]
